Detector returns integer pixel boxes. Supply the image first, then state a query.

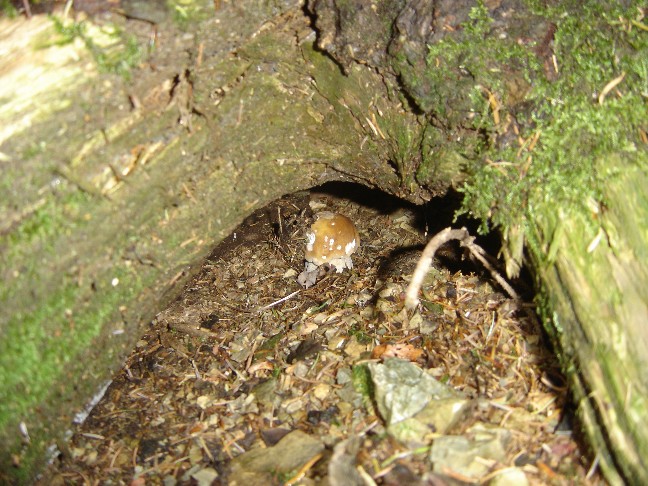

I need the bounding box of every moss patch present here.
[391,0,645,272]
[44,15,145,78]
[436,1,647,272]
[169,0,214,30]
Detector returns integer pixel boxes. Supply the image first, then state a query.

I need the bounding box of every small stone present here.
[313,383,331,401]
[283,268,298,278]
[344,335,369,359]
[191,467,219,486]
[488,467,529,486]
[229,430,324,484]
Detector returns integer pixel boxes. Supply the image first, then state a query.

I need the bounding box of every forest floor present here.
[39,184,603,485]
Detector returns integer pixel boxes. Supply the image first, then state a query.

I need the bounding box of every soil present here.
[39,183,603,485]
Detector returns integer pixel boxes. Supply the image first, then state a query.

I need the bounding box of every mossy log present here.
[0,0,646,483]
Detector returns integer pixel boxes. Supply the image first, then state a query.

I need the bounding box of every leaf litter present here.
[41,183,602,485]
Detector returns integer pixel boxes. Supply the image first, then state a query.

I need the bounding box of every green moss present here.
[1,268,125,418]
[458,0,647,272]
[0,181,150,480]
[0,1,19,17]
[45,16,145,79]
[387,121,420,188]
[394,1,541,122]
[96,33,143,78]
[0,263,145,480]
[464,0,492,37]
[415,123,477,190]
[20,141,48,161]
[0,214,154,482]
[46,16,86,46]
[12,193,88,245]
[348,325,372,345]
[352,364,374,400]
[0,189,90,312]
[170,0,213,30]
[1,189,88,262]
[1,191,108,416]
[390,1,545,191]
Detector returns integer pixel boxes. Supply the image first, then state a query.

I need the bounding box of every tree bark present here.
[0,0,646,483]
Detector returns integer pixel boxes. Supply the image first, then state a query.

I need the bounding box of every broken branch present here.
[405,227,518,310]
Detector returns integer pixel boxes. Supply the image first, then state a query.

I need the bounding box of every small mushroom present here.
[297,212,360,288]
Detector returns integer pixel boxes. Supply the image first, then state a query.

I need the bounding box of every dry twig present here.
[405,227,518,310]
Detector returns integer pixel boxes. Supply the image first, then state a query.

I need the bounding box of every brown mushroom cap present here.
[304,212,360,272]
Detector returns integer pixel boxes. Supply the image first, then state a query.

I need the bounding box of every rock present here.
[228,430,324,485]
[328,436,364,486]
[429,425,511,480]
[368,358,460,425]
[488,467,529,486]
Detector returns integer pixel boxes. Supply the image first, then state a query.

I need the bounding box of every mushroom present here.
[297,212,360,288]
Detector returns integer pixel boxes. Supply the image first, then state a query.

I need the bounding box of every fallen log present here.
[0,1,645,483]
